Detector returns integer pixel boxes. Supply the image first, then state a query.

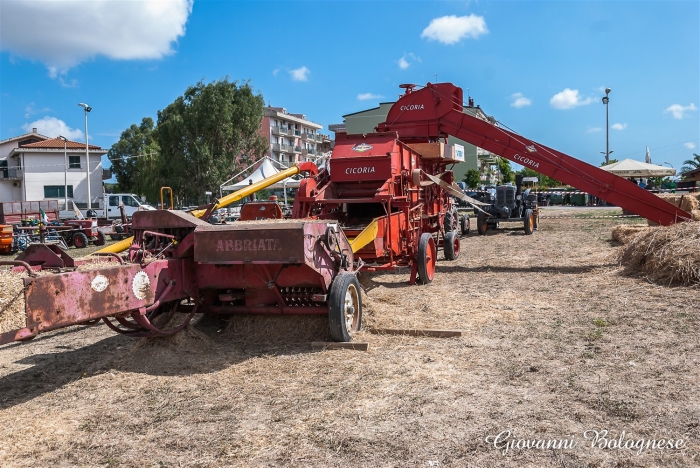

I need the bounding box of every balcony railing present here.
[271,143,281,151]
[271,126,284,136]
[0,168,23,181]
[280,144,294,152]
[293,146,302,153]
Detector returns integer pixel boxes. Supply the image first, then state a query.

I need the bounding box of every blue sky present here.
[1,0,698,177]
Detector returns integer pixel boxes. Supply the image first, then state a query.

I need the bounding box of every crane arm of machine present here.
[377,83,690,226]
[96,162,318,254]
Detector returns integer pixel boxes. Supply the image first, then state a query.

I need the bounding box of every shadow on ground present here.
[0,314,327,410]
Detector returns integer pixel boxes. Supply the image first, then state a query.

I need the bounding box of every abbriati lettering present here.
[216,238,283,252]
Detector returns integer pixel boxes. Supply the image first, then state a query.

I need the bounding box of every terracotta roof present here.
[20,138,102,150]
[0,131,51,145]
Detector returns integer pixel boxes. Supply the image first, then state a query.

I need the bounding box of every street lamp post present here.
[663,161,673,169]
[58,136,68,210]
[78,103,92,209]
[601,88,611,165]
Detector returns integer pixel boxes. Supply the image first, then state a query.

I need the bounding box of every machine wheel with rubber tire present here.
[110,225,125,241]
[417,233,437,284]
[444,230,460,260]
[72,232,89,248]
[94,231,106,246]
[477,212,489,235]
[460,215,470,235]
[524,209,535,235]
[328,272,362,342]
[443,205,458,232]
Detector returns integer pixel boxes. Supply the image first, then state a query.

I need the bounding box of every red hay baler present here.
[1,82,692,347]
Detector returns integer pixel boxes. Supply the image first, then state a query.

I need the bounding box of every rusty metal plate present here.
[194,222,309,264]
[132,209,210,230]
[23,259,185,333]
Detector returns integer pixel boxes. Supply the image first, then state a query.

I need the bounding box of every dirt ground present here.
[0,208,698,467]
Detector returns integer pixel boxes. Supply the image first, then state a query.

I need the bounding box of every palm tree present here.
[680,153,700,177]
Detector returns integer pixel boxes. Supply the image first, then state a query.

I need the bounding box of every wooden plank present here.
[368,328,462,338]
[311,341,369,351]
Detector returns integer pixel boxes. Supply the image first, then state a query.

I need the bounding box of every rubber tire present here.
[111,225,125,241]
[94,231,106,246]
[524,209,535,235]
[443,205,458,232]
[73,232,89,248]
[444,230,460,261]
[417,233,436,285]
[460,215,470,236]
[477,212,489,236]
[328,272,362,342]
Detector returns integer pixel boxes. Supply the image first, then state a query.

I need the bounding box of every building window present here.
[44,185,73,198]
[0,160,7,178]
[69,155,81,169]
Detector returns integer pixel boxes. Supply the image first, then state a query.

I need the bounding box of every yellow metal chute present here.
[348,218,379,253]
[96,164,306,254]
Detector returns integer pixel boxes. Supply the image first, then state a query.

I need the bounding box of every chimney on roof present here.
[32,127,37,133]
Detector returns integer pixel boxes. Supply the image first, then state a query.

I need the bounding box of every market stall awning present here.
[221,158,301,191]
[600,159,676,178]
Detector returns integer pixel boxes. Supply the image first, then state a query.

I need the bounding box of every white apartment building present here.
[261,107,330,166]
[0,129,107,208]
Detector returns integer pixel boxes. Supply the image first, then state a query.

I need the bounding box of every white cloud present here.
[272,68,280,77]
[289,66,310,82]
[22,117,83,140]
[421,15,488,44]
[0,0,193,76]
[664,103,697,119]
[685,142,697,149]
[611,123,627,131]
[549,88,596,109]
[510,92,531,108]
[398,53,421,70]
[24,103,51,119]
[357,93,383,101]
[586,127,602,133]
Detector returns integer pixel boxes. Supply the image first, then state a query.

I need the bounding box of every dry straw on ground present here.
[0,270,27,334]
[617,220,700,285]
[610,224,651,244]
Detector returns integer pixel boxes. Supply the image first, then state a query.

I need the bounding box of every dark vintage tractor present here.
[474,175,539,235]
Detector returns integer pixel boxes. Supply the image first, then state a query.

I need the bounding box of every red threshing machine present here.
[1,82,692,346]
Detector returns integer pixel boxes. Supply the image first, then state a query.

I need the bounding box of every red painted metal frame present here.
[377,82,691,226]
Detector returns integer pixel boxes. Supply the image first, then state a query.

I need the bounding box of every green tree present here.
[463,169,481,188]
[497,157,513,183]
[107,117,161,200]
[517,167,561,188]
[156,78,268,203]
[681,153,700,178]
[600,158,619,166]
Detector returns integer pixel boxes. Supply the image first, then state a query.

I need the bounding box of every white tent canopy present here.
[220,158,301,192]
[600,158,676,178]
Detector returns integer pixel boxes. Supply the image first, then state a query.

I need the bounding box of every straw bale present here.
[611,224,651,244]
[656,193,700,212]
[0,269,27,334]
[617,220,700,285]
[692,210,700,221]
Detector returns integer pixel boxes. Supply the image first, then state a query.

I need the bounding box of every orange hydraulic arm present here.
[377,83,691,226]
